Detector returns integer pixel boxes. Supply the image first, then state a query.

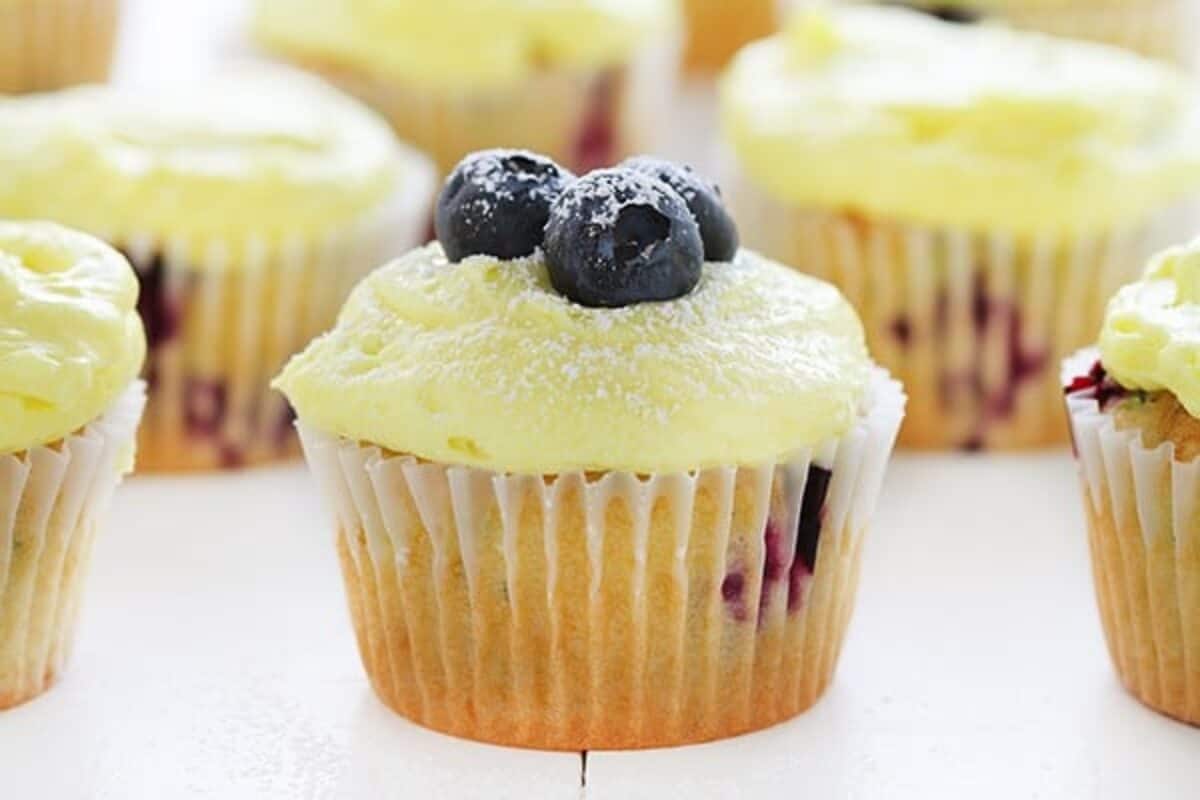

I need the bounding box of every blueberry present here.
[621,156,739,262]
[435,149,575,262]
[544,169,704,308]
[910,4,981,24]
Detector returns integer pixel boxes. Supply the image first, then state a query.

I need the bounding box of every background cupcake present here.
[251,0,680,176]
[275,151,905,749]
[875,1,1195,66]
[682,0,782,74]
[1064,239,1200,725]
[721,8,1200,450]
[0,0,120,93]
[0,221,145,709]
[0,69,434,471]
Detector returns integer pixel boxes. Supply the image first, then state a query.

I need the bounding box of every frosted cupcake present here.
[0,69,434,471]
[252,0,679,176]
[877,1,1194,66]
[722,8,1200,450]
[1064,239,1200,725]
[0,222,145,709]
[682,0,781,73]
[0,0,120,93]
[276,150,905,749]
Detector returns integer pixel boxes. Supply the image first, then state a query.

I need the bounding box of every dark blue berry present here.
[544,169,704,308]
[435,149,574,262]
[909,3,981,23]
[621,156,739,262]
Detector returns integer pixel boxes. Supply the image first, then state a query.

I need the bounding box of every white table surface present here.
[1,455,1198,799]
[2,2,1197,797]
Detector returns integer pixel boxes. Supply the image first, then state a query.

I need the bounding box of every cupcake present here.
[876,1,1194,66]
[251,0,680,176]
[275,150,905,749]
[0,0,120,93]
[0,221,146,709]
[682,0,781,73]
[0,69,435,471]
[721,8,1200,450]
[1064,238,1200,725]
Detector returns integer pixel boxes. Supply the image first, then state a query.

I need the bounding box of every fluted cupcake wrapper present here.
[116,168,434,472]
[0,0,119,93]
[998,0,1194,66]
[276,39,680,176]
[681,0,782,73]
[0,382,145,710]
[1064,349,1200,725]
[296,369,904,750]
[725,158,1191,450]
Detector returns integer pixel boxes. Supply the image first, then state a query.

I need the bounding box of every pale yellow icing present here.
[252,0,676,89]
[1100,238,1200,417]
[0,221,145,454]
[0,68,415,250]
[720,8,1200,236]
[275,244,872,474]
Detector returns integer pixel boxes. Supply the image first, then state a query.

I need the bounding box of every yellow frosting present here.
[0,222,146,454]
[252,0,676,89]
[0,68,412,249]
[275,244,872,474]
[720,8,1200,237]
[1099,239,1200,417]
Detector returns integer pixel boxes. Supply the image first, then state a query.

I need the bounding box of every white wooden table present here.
[1,455,1197,799]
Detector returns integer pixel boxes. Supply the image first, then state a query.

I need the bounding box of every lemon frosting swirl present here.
[0,69,413,248]
[720,8,1200,237]
[1099,239,1200,417]
[253,0,676,89]
[0,222,146,454]
[275,244,871,474]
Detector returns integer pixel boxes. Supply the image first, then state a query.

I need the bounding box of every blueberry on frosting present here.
[621,156,739,262]
[544,168,704,308]
[918,5,981,24]
[436,149,574,262]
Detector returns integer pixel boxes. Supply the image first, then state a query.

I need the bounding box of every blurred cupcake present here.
[275,150,905,749]
[0,69,435,471]
[881,1,1194,66]
[251,0,680,176]
[0,221,145,709]
[722,8,1200,450]
[1064,239,1200,725]
[0,0,120,93]
[682,0,781,73]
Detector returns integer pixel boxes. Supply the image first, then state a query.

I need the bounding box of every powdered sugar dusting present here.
[279,242,872,473]
[548,167,677,229]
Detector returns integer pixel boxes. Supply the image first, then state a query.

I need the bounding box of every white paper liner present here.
[725,153,1193,450]
[0,0,118,93]
[0,381,145,710]
[117,161,435,471]
[1063,348,1200,724]
[296,369,904,749]
[271,38,680,176]
[998,0,1194,66]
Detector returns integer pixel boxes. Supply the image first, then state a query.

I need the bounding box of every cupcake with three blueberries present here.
[722,7,1200,450]
[0,68,434,471]
[1065,238,1200,726]
[275,149,905,749]
[0,0,120,93]
[0,221,146,709]
[875,1,1194,66]
[251,0,680,177]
